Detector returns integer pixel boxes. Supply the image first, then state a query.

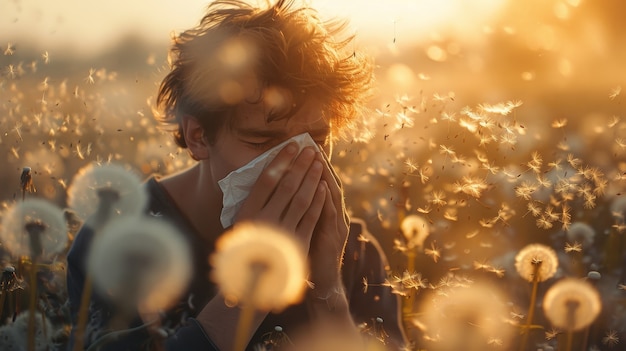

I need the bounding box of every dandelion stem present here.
[233,262,267,351]
[73,275,94,351]
[25,221,45,351]
[563,299,579,351]
[519,262,541,351]
[565,331,573,351]
[27,262,37,351]
[0,289,6,321]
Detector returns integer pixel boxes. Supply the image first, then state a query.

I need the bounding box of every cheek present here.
[208,146,257,181]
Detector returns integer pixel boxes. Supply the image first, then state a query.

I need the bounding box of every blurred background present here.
[1,0,626,347]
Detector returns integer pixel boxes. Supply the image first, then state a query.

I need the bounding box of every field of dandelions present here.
[1,2,626,351]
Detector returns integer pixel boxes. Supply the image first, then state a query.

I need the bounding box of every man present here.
[66,0,407,349]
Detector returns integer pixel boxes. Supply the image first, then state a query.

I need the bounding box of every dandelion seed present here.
[211,221,307,312]
[424,242,441,263]
[85,68,96,84]
[543,278,601,331]
[564,242,582,253]
[608,115,620,128]
[609,86,621,100]
[552,119,568,128]
[527,151,543,173]
[404,158,419,174]
[439,144,455,156]
[566,154,581,168]
[545,328,560,340]
[487,266,505,278]
[4,43,15,55]
[88,216,192,321]
[67,162,148,224]
[602,330,619,347]
[0,199,68,260]
[41,51,49,64]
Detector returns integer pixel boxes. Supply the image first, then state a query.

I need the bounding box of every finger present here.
[281,159,324,230]
[296,180,327,239]
[262,146,318,218]
[317,151,349,226]
[240,142,298,214]
[318,146,343,191]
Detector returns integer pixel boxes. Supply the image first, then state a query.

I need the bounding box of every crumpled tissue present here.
[218,132,319,228]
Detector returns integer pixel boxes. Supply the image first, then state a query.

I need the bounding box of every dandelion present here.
[211,221,307,351]
[87,216,192,322]
[400,215,430,250]
[543,278,601,351]
[515,243,558,351]
[566,222,595,247]
[0,198,65,351]
[0,199,68,261]
[0,311,52,351]
[66,162,147,227]
[211,221,306,311]
[418,283,513,351]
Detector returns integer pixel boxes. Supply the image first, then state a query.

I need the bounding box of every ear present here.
[181,115,210,160]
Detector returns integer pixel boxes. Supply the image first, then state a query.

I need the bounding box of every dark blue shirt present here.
[66,176,405,350]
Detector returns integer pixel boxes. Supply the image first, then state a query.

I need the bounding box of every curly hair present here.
[155,0,374,148]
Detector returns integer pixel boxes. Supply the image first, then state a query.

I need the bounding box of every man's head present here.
[155,0,374,149]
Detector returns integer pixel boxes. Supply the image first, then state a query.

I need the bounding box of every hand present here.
[306,147,350,297]
[235,143,326,253]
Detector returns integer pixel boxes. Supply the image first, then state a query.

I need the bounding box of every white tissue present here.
[218,133,319,228]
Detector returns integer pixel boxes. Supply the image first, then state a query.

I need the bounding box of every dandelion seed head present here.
[66,162,147,223]
[0,198,67,260]
[211,221,307,312]
[543,278,601,331]
[400,215,430,249]
[515,243,558,282]
[418,283,513,351]
[87,216,192,320]
[0,311,52,350]
[566,222,595,247]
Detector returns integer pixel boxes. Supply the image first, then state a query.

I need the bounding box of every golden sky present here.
[0,0,506,55]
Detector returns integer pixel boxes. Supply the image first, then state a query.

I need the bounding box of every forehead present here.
[231,96,330,137]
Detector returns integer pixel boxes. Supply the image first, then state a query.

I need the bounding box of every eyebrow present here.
[237,127,330,139]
